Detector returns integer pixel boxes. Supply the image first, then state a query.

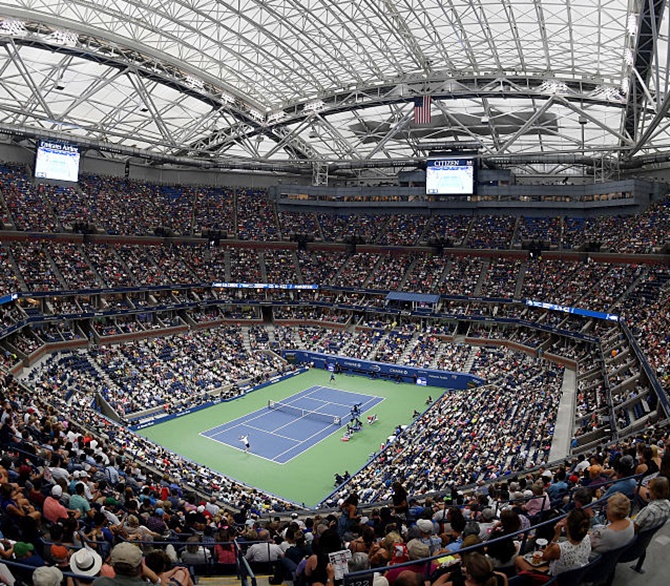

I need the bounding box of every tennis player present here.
[239,434,250,453]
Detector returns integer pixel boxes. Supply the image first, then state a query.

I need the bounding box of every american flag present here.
[414,95,432,125]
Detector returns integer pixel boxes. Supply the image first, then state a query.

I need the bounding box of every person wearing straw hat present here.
[70,548,104,581]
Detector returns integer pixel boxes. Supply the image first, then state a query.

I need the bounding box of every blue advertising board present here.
[282,350,484,390]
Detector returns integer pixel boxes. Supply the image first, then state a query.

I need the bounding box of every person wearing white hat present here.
[43,484,81,524]
[415,519,441,554]
[70,548,103,579]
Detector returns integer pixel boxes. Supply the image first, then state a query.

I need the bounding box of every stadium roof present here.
[0,0,669,179]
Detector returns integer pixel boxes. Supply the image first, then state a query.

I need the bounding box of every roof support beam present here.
[364,111,414,160]
[627,88,670,156]
[3,42,56,122]
[623,0,667,143]
[555,96,632,145]
[497,97,555,154]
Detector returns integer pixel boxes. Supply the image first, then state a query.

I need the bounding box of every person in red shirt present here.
[43,485,81,525]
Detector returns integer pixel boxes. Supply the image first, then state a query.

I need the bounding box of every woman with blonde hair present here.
[590,492,634,553]
[369,531,402,568]
[123,514,161,542]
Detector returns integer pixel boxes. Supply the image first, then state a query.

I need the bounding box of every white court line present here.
[204,411,343,465]
[282,386,383,417]
[200,405,278,436]
[272,418,346,463]
[203,416,304,444]
[199,388,385,464]
[272,397,386,463]
[304,386,383,407]
[247,423,304,443]
[271,417,322,435]
[309,385,383,401]
[200,421,301,465]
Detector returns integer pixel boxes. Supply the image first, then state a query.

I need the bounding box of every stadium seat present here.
[612,524,663,578]
[581,541,631,585]
[553,555,601,586]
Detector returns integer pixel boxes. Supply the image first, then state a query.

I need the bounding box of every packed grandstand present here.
[0,162,668,586]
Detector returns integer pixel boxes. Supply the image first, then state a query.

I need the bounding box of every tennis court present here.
[139,369,439,505]
[200,386,383,463]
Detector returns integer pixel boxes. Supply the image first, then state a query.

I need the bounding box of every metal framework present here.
[0,0,668,179]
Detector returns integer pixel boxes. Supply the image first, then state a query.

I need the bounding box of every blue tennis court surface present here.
[200,386,383,463]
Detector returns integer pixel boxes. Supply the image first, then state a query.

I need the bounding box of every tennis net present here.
[268,400,341,425]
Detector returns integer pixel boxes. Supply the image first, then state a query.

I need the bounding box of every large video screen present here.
[425,158,476,195]
[34,140,80,183]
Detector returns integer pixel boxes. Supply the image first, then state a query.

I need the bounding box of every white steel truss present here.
[0,0,667,178]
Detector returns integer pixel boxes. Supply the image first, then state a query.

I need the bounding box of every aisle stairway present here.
[242,327,252,351]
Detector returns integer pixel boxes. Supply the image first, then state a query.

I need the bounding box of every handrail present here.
[342,491,620,586]
[0,556,106,585]
[236,539,258,586]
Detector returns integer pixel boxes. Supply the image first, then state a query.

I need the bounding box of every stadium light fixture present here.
[594,85,625,102]
[221,92,234,104]
[0,19,27,36]
[184,76,204,91]
[247,107,265,121]
[625,49,634,66]
[539,80,570,95]
[49,30,78,46]
[304,100,325,112]
[267,111,286,123]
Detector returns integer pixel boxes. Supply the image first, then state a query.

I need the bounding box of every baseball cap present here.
[51,485,63,497]
[32,566,63,586]
[51,544,69,563]
[110,542,143,567]
[406,539,430,560]
[14,542,35,557]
